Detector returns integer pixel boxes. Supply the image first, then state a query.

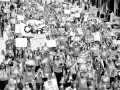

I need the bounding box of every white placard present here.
[64,10,71,14]
[70,31,75,36]
[44,78,59,90]
[77,28,83,35]
[113,40,120,45]
[71,8,76,12]
[17,15,24,21]
[15,24,20,33]
[78,8,83,13]
[40,6,44,11]
[26,19,45,29]
[16,38,27,47]
[77,57,86,64]
[92,32,101,41]
[19,22,28,36]
[84,15,88,21]
[74,13,80,18]
[47,0,50,4]
[46,40,56,47]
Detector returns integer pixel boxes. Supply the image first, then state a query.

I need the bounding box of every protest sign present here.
[15,38,27,47]
[46,40,56,47]
[71,8,76,12]
[77,28,83,35]
[70,31,75,36]
[92,32,101,41]
[19,22,30,36]
[77,57,86,64]
[47,0,51,4]
[113,40,120,45]
[30,36,47,50]
[44,78,59,90]
[74,13,80,18]
[25,60,36,66]
[15,24,20,33]
[78,8,83,13]
[40,6,44,11]
[17,15,25,21]
[64,10,71,14]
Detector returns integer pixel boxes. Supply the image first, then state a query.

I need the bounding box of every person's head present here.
[80,72,85,78]
[0,62,6,69]
[26,65,32,71]
[25,82,29,88]
[9,79,15,86]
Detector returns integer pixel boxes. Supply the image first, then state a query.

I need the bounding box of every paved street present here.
[0,31,8,55]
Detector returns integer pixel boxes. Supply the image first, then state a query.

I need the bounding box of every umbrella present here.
[25,60,36,66]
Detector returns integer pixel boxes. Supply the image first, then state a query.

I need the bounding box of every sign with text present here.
[44,78,59,90]
[15,38,27,47]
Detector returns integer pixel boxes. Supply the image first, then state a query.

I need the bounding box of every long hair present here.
[0,62,7,72]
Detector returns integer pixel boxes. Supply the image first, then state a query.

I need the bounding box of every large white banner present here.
[15,38,27,47]
[19,20,46,37]
[74,13,80,18]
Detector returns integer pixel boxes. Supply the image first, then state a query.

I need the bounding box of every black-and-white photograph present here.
[0,0,120,90]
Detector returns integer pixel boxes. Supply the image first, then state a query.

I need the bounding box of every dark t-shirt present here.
[17,82,23,90]
[100,13,104,18]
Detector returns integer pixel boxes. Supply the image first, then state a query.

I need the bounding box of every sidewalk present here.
[0,31,8,52]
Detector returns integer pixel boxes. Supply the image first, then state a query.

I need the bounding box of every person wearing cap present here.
[23,61,36,90]
[22,82,32,90]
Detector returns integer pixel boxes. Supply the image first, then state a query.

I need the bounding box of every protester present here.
[0,62,9,90]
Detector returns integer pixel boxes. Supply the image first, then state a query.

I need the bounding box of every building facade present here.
[90,0,120,16]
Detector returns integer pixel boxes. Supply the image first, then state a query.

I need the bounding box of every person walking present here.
[97,10,100,18]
